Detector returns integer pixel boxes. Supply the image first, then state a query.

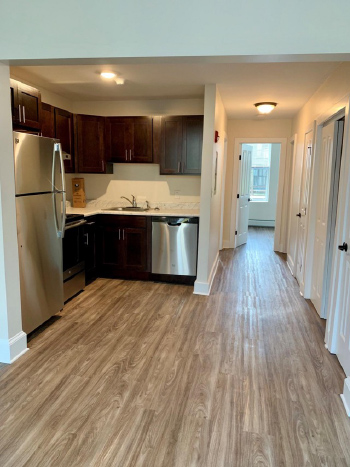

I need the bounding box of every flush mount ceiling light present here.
[100,72,116,79]
[254,102,277,114]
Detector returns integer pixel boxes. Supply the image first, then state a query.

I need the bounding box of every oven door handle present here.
[64,219,87,231]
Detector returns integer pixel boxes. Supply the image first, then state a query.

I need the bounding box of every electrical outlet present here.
[174,190,181,199]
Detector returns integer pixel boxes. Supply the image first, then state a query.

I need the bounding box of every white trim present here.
[326,96,350,353]
[194,252,219,295]
[219,134,228,250]
[229,138,288,252]
[222,239,231,249]
[248,220,275,227]
[0,331,28,364]
[340,378,350,417]
[286,134,298,276]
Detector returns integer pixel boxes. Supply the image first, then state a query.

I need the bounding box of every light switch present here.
[174,190,181,199]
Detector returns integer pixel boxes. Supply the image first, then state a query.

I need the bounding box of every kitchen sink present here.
[103,207,149,212]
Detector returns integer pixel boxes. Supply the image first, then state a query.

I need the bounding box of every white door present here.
[336,222,350,376]
[235,146,252,247]
[311,122,336,314]
[296,130,314,289]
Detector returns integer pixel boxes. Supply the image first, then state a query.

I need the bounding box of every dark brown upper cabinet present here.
[160,115,203,175]
[41,103,55,138]
[41,103,75,173]
[55,108,74,173]
[10,79,42,130]
[75,115,112,174]
[105,117,153,163]
[182,116,204,174]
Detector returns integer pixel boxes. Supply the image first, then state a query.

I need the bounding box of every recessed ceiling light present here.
[254,102,277,114]
[100,72,116,79]
[115,77,125,85]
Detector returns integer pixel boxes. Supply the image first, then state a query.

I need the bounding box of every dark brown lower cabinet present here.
[84,218,98,284]
[97,215,150,280]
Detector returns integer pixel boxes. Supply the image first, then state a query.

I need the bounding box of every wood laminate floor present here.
[0,227,349,467]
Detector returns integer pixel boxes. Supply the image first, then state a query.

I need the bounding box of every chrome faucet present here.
[121,195,137,207]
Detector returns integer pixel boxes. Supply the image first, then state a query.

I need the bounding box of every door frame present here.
[303,108,346,301]
[219,133,228,250]
[286,134,298,276]
[229,137,287,252]
[322,96,350,352]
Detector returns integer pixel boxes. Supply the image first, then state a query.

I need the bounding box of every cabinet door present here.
[17,82,42,130]
[10,79,20,124]
[84,220,97,284]
[76,115,106,173]
[55,108,74,173]
[97,225,124,271]
[160,116,183,174]
[182,116,203,175]
[106,117,132,162]
[132,117,153,163]
[123,228,147,271]
[41,103,55,138]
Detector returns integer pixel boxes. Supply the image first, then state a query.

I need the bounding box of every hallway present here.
[0,228,349,466]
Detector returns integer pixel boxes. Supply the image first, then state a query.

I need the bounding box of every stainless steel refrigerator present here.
[13,131,66,334]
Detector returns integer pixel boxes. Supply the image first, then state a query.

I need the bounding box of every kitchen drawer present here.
[98,215,147,229]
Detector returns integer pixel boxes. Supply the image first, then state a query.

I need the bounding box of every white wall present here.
[289,62,350,280]
[2,1,350,60]
[195,85,227,295]
[223,119,292,246]
[249,143,281,227]
[66,166,201,205]
[0,63,27,363]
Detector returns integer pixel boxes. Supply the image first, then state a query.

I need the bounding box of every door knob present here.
[338,242,348,252]
[296,213,301,218]
[248,198,251,202]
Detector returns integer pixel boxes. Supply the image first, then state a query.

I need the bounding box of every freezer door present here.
[16,193,64,334]
[13,132,62,195]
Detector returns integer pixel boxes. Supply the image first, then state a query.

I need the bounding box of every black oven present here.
[63,214,86,302]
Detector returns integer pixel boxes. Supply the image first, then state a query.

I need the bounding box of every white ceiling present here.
[11,62,340,119]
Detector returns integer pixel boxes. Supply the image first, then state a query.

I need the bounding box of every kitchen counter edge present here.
[66,207,200,218]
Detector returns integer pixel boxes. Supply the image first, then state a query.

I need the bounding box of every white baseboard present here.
[340,377,350,417]
[0,331,28,364]
[194,252,219,296]
[222,240,232,249]
[248,220,275,227]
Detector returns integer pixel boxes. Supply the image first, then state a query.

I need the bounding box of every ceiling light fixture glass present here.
[254,102,277,114]
[100,72,116,79]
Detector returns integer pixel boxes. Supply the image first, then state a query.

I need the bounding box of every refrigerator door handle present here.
[54,143,66,238]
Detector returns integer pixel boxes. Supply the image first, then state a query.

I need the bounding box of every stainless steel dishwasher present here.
[152,217,199,276]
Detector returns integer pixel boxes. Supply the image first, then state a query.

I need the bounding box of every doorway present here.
[233,139,287,251]
[311,117,344,318]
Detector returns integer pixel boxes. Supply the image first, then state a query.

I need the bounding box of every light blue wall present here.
[1,1,350,61]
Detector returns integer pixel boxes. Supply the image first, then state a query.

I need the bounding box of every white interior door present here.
[311,121,336,314]
[235,145,252,247]
[296,130,314,289]
[336,222,350,377]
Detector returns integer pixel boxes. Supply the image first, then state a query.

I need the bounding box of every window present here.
[250,144,271,202]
